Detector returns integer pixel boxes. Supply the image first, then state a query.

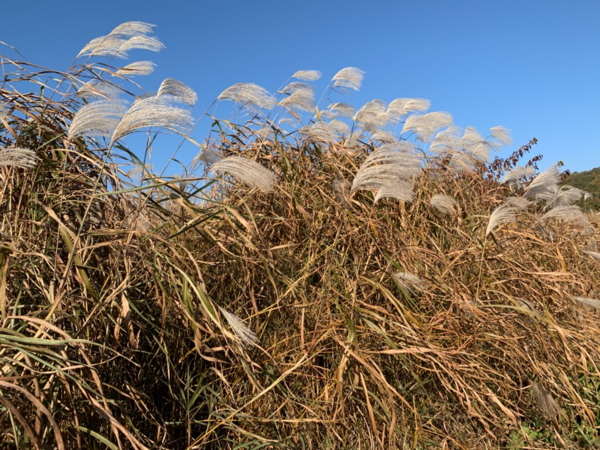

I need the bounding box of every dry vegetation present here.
[0,22,599,449]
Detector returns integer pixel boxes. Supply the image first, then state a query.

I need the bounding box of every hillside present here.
[563,166,600,210]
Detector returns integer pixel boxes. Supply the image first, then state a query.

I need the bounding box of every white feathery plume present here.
[278,116,302,128]
[279,88,315,113]
[584,191,593,200]
[430,194,458,215]
[193,148,223,166]
[212,156,275,193]
[76,80,122,101]
[374,179,415,203]
[489,126,513,145]
[540,205,583,223]
[353,99,386,124]
[371,130,395,144]
[582,250,600,262]
[0,101,11,120]
[351,143,422,195]
[116,61,156,76]
[331,67,365,92]
[388,98,431,117]
[219,307,259,348]
[110,96,194,146]
[69,99,128,140]
[504,196,530,210]
[280,82,314,94]
[109,21,156,37]
[402,111,453,143]
[301,122,336,144]
[292,70,322,81]
[523,164,560,199]
[78,22,163,59]
[531,383,561,420]
[430,126,462,155]
[157,78,198,106]
[461,126,495,163]
[328,119,350,135]
[217,83,276,110]
[500,165,536,184]
[392,271,428,295]
[327,102,355,119]
[546,185,583,208]
[572,296,600,311]
[343,135,362,149]
[448,151,475,173]
[0,147,39,168]
[486,204,517,236]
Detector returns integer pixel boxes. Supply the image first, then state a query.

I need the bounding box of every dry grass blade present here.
[212,156,275,193]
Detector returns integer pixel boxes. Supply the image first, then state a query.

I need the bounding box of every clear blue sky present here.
[2,0,599,174]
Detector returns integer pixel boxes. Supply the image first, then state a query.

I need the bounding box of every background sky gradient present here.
[2,0,598,175]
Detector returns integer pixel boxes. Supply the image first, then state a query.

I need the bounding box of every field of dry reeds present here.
[0,22,599,449]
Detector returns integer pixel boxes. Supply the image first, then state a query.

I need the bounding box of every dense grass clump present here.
[1,22,599,449]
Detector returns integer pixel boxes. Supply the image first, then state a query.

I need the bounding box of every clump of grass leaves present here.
[0,22,599,449]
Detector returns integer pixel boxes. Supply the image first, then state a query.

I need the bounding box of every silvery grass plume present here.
[490,125,513,145]
[392,271,429,295]
[110,95,194,147]
[523,164,560,199]
[299,122,337,144]
[353,99,387,125]
[69,100,128,140]
[504,196,530,210]
[448,151,476,173]
[374,179,415,203]
[572,296,600,311]
[461,126,497,163]
[500,165,536,185]
[0,147,39,168]
[351,143,422,201]
[218,307,259,348]
[212,156,275,193]
[217,83,277,110]
[387,98,431,118]
[279,84,315,113]
[76,80,122,101]
[544,185,583,209]
[328,119,350,136]
[430,194,458,215]
[540,205,583,224]
[371,130,395,144]
[116,61,156,77]
[430,126,462,155]
[77,21,164,59]
[402,111,453,143]
[331,67,365,92]
[292,70,322,81]
[531,382,561,420]
[582,250,600,262]
[0,101,12,120]
[157,78,198,106]
[486,204,517,236]
[321,102,355,119]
